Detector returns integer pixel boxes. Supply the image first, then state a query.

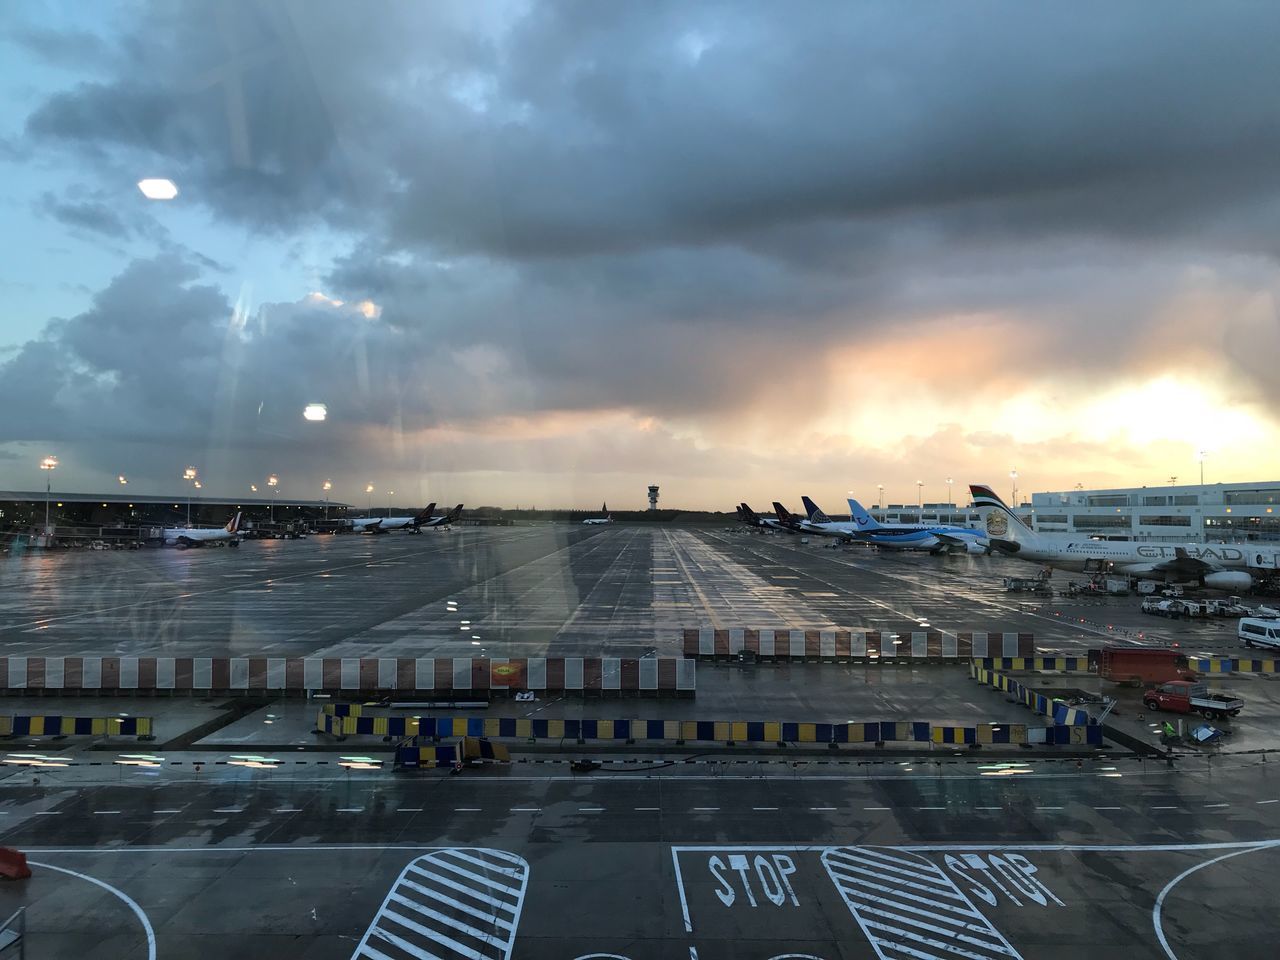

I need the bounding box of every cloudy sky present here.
[2,1,1280,511]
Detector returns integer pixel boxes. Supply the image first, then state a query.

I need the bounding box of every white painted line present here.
[634,807,660,811]
[1154,846,1273,960]
[213,807,243,813]
[35,811,59,816]
[917,807,945,811]
[92,810,121,815]
[864,807,890,811]
[1037,806,1064,811]
[352,848,529,960]
[337,808,364,813]
[454,808,481,812]
[1204,803,1229,808]
[692,807,720,812]
[976,807,1002,811]
[811,807,838,811]
[578,807,605,812]
[509,808,540,812]
[30,860,156,960]
[274,808,301,813]
[753,806,779,811]
[1257,799,1279,805]
[1094,806,1123,811]
[1151,806,1179,810]
[154,809,182,814]
[397,808,424,813]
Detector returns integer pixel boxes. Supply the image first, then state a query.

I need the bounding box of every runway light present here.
[137,177,178,199]
[303,403,327,422]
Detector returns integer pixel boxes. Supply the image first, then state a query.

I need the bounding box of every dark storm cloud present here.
[20,1,1280,260]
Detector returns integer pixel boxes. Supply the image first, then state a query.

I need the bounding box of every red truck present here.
[1093,647,1196,687]
[1143,680,1244,720]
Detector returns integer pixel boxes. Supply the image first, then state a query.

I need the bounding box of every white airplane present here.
[969,484,1254,591]
[350,502,438,534]
[164,512,242,549]
[583,504,613,525]
[422,503,464,529]
[843,497,988,554]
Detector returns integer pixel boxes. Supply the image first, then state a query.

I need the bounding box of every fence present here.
[0,715,153,739]
[1188,658,1280,674]
[682,628,1035,661]
[0,656,695,697]
[970,662,1097,727]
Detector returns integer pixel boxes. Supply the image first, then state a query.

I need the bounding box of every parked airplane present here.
[350,503,438,534]
[796,496,860,541]
[421,503,464,529]
[845,498,988,554]
[164,512,242,549]
[771,502,806,532]
[969,484,1254,590]
[737,503,789,531]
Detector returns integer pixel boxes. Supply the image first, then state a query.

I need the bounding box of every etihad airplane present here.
[970,484,1255,590]
[164,512,242,548]
[844,498,988,554]
[350,503,438,534]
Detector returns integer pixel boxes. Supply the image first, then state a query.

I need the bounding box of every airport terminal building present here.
[1022,481,1280,543]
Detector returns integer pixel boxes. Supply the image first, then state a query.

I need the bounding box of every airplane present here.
[349,503,438,534]
[164,512,242,549]
[583,503,613,525]
[771,502,806,532]
[736,503,788,531]
[969,483,1255,590]
[421,503,464,529]
[844,497,989,554]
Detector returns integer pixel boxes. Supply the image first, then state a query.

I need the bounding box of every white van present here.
[1238,617,1280,649]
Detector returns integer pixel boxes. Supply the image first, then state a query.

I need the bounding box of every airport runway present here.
[2,757,1278,959]
[0,524,1251,659]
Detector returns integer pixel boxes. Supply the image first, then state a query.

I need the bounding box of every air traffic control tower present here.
[647,485,660,511]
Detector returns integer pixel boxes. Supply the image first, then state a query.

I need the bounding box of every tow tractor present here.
[1002,570,1053,594]
[1142,680,1244,721]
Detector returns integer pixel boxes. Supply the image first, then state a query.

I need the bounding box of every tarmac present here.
[2,522,1278,957]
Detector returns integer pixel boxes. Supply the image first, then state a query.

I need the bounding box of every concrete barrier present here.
[973,656,1091,673]
[0,715,153,739]
[1189,657,1280,674]
[0,656,695,698]
[970,662,1097,728]
[683,628,1035,661]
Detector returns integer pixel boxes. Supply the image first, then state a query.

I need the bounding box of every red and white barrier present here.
[682,628,1034,660]
[0,656,695,696]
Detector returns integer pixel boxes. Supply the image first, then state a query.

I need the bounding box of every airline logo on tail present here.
[969,484,1027,538]
[801,496,832,524]
[846,499,879,530]
[224,512,242,534]
[413,502,439,525]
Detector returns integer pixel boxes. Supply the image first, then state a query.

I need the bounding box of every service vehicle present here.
[1142,680,1243,720]
[1094,646,1197,686]
[1141,597,1204,619]
[1238,617,1280,650]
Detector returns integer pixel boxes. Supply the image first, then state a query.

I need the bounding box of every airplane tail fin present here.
[846,498,880,531]
[225,512,242,534]
[414,502,438,524]
[968,484,1037,545]
[447,504,464,522]
[801,496,831,523]
[740,503,759,523]
[772,501,793,523]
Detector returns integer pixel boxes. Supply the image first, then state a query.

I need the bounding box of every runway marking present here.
[634,807,660,811]
[30,860,156,960]
[1203,803,1229,808]
[35,811,59,815]
[338,807,364,813]
[1257,799,1279,805]
[753,806,779,811]
[811,807,838,811]
[864,807,889,811]
[274,808,301,813]
[455,808,481,812]
[917,807,945,811]
[1093,806,1123,811]
[1036,806,1064,811]
[822,847,1024,960]
[578,807,605,813]
[213,807,244,813]
[509,808,539,812]
[1153,842,1280,960]
[351,847,529,960]
[399,808,424,813]
[693,807,720,812]
[92,810,121,815]
[1151,806,1179,810]
[154,809,182,814]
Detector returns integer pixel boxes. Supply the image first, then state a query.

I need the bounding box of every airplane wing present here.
[1143,548,1217,578]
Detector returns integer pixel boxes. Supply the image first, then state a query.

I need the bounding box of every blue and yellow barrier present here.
[395,736,511,769]
[971,662,1095,727]
[0,715,154,739]
[1188,658,1280,675]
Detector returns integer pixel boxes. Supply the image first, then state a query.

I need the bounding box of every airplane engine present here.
[1204,571,1253,591]
[965,540,990,555]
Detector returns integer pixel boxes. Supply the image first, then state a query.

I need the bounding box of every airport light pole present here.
[323,480,332,520]
[946,476,954,509]
[387,490,394,517]
[40,455,57,530]
[365,483,374,514]
[877,484,884,510]
[183,466,198,525]
[267,474,278,522]
[1198,450,1207,486]
[1010,468,1018,507]
[916,480,924,510]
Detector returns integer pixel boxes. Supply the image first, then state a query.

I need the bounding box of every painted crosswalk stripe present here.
[352,847,529,960]
[822,846,1024,960]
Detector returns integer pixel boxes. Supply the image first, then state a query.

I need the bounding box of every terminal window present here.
[1087,495,1131,507]
[1139,515,1192,526]
[1074,514,1132,528]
